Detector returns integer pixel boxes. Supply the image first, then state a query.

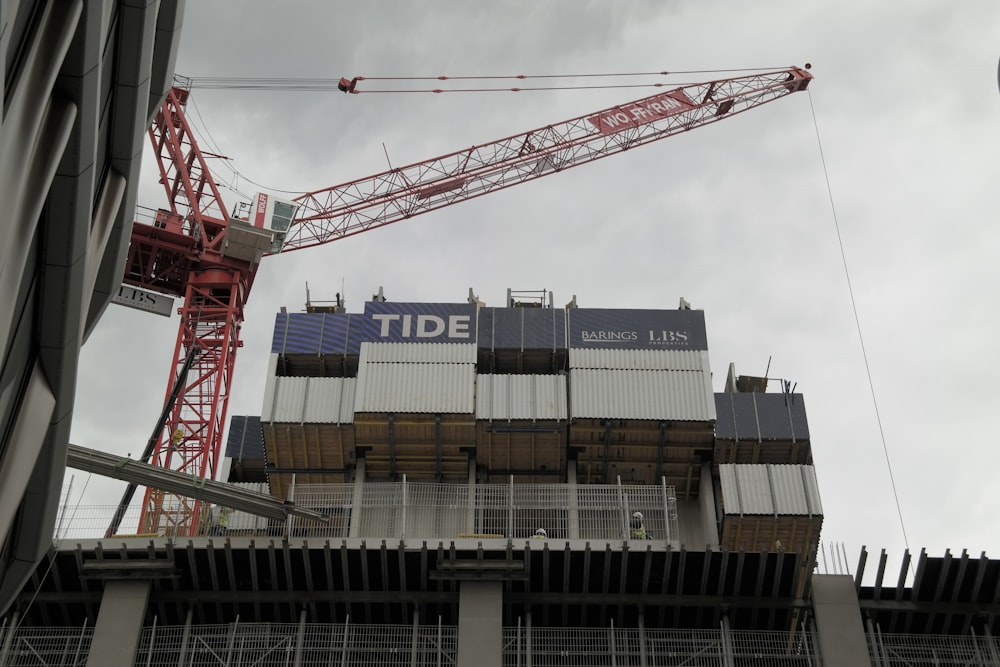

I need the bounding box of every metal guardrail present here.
[54,479,679,543]
[868,631,1000,666]
[0,622,826,666]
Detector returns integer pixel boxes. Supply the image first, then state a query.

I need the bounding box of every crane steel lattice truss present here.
[124,68,812,536]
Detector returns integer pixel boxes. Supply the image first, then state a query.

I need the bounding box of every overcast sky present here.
[69,1,999,578]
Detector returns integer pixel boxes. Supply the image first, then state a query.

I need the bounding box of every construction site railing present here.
[53,479,679,543]
[867,630,1000,666]
[0,621,825,666]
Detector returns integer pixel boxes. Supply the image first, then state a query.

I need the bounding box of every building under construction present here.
[3,2,1000,664]
[4,291,1000,665]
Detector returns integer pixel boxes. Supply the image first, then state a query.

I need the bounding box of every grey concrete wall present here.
[457,581,502,667]
[85,580,151,667]
[811,575,871,666]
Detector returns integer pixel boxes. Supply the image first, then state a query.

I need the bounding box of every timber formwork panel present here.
[476,421,566,482]
[277,353,359,378]
[570,418,714,494]
[713,438,813,468]
[262,423,355,498]
[354,413,475,482]
[720,515,822,559]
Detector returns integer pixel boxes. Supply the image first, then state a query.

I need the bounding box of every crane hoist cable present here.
[177,65,799,93]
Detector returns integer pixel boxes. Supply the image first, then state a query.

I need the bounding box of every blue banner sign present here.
[361,302,477,343]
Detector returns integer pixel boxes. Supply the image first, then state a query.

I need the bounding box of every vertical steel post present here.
[618,476,628,540]
[466,460,477,534]
[340,616,350,667]
[638,612,648,667]
[437,615,443,667]
[983,625,1000,665]
[73,617,88,666]
[176,607,193,667]
[402,474,408,538]
[609,618,617,667]
[286,474,296,538]
[0,611,18,666]
[567,461,580,539]
[720,616,736,667]
[225,615,240,665]
[508,476,514,538]
[292,608,307,667]
[516,617,522,667]
[144,615,157,667]
[349,459,365,538]
[525,609,533,667]
[661,477,671,542]
[410,607,419,666]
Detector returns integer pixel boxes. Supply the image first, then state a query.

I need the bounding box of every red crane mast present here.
[123,67,812,536]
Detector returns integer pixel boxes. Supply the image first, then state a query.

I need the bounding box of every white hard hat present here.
[536,528,547,536]
[632,512,643,520]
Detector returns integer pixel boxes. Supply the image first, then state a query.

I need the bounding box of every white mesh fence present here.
[868,631,1000,666]
[54,480,679,542]
[131,622,457,666]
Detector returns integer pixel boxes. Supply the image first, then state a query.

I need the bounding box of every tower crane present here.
[123,66,813,536]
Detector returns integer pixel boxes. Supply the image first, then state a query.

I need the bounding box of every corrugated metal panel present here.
[354,363,475,413]
[801,465,824,515]
[569,369,715,421]
[569,348,710,372]
[359,341,476,364]
[737,465,773,514]
[718,465,739,513]
[713,392,810,441]
[476,374,567,420]
[225,416,264,459]
[264,377,356,423]
[770,465,809,514]
[719,464,823,516]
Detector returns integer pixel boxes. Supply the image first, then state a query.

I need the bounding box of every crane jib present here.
[588,89,696,135]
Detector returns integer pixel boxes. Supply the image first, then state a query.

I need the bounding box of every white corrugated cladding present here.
[355,342,477,413]
[718,464,823,516]
[569,348,711,372]
[262,377,357,423]
[569,368,715,421]
[359,342,477,364]
[476,374,568,420]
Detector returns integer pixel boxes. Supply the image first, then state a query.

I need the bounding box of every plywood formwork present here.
[720,515,823,559]
[713,438,812,468]
[569,418,714,494]
[354,413,475,481]
[476,421,566,482]
[262,423,355,499]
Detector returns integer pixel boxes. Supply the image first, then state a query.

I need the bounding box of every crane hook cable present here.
[807,89,912,568]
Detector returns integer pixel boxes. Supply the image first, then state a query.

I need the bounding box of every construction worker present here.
[211,507,230,536]
[630,512,649,540]
[532,528,547,539]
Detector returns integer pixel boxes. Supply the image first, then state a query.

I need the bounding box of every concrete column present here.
[457,581,502,667]
[85,579,151,667]
[811,575,872,666]
[698,461,719,549]
[349,458,366,537]
[567,460,580,539]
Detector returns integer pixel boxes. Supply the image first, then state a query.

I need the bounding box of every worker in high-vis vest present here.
[532,528,547,539]
[630,512,649,540]
[211,507,230,536]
